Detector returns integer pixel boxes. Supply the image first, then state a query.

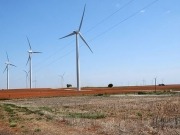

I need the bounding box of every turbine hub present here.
[73,31,79,34]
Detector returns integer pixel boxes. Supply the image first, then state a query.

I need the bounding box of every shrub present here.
[67,84,72,88]
[68,112,106,119]
[137,91,146,95]
[34,128,41,132]
[108,83,113,88]
[9,122,17,127]
[95,93,104,96]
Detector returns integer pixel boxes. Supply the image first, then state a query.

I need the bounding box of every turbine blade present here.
[26,36,32,50]
[6,52,9,62]
[3,66,7,73]
[59,75,64,81]
[9,64,16,67]
[23,70,28,74]
[26,55,30,65]
[32,51,42,53]
[79,33,93,53]
[79,4,86,31]
[24,70,29,77]
[59,32,75,39]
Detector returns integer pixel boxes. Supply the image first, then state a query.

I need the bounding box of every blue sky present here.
[0,0,180,89]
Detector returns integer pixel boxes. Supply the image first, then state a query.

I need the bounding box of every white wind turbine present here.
[59,5,93,91]
[26,37,41,89]
[3,52,16,89]
[59,73,65,88]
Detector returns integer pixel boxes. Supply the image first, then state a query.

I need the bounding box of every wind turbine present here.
[23,70,29,88]
[59,5,93,91]
[33,76,37,88]
[59,73,65,88]
[26,37,41,89]
[3,52,16,89]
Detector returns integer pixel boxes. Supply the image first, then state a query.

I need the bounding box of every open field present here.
[0,94,179,135]
[0,85,180,99]
[0,85,179,134]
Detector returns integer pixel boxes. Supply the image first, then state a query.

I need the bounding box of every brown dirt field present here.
[0,95,179,135]
[0,123,15,135]
[0,85,180,99]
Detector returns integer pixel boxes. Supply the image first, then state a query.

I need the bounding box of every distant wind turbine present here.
[3,52,16,89]
[26,37,42,89]
[59,73,65,88]
[59,5,93,91]
[33,76,37,88]
[23,70,29,88]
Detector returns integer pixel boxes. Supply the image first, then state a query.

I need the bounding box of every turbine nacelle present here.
[73,31,79,34]
[5,62,16,67]
[28,50,42,54]
[5,62,10,65]
[4,52,16,67]
[28,50,33,53]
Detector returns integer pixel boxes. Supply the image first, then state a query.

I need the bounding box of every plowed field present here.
[0,85,180,99]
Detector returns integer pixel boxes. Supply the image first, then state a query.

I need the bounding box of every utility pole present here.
[154,77,157,93]
[142,79,146,86]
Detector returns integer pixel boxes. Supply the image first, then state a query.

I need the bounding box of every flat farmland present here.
[0,85,179,134]
[0,94,179,135]
[0,85,180,99]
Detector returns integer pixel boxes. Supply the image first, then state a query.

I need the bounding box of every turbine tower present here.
[26,37,41,89]
[3,52,16,89]
[59,5,93,91]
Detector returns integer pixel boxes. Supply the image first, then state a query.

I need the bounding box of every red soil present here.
[0,85,179,99]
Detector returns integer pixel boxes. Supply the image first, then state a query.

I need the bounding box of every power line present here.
[32,0,136,71]
[89,0,160,42]
[85,0,135,34]
[33,40,74,68]
[33,0,160,73]
[34,47,76,73]
[33,0,134,70]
